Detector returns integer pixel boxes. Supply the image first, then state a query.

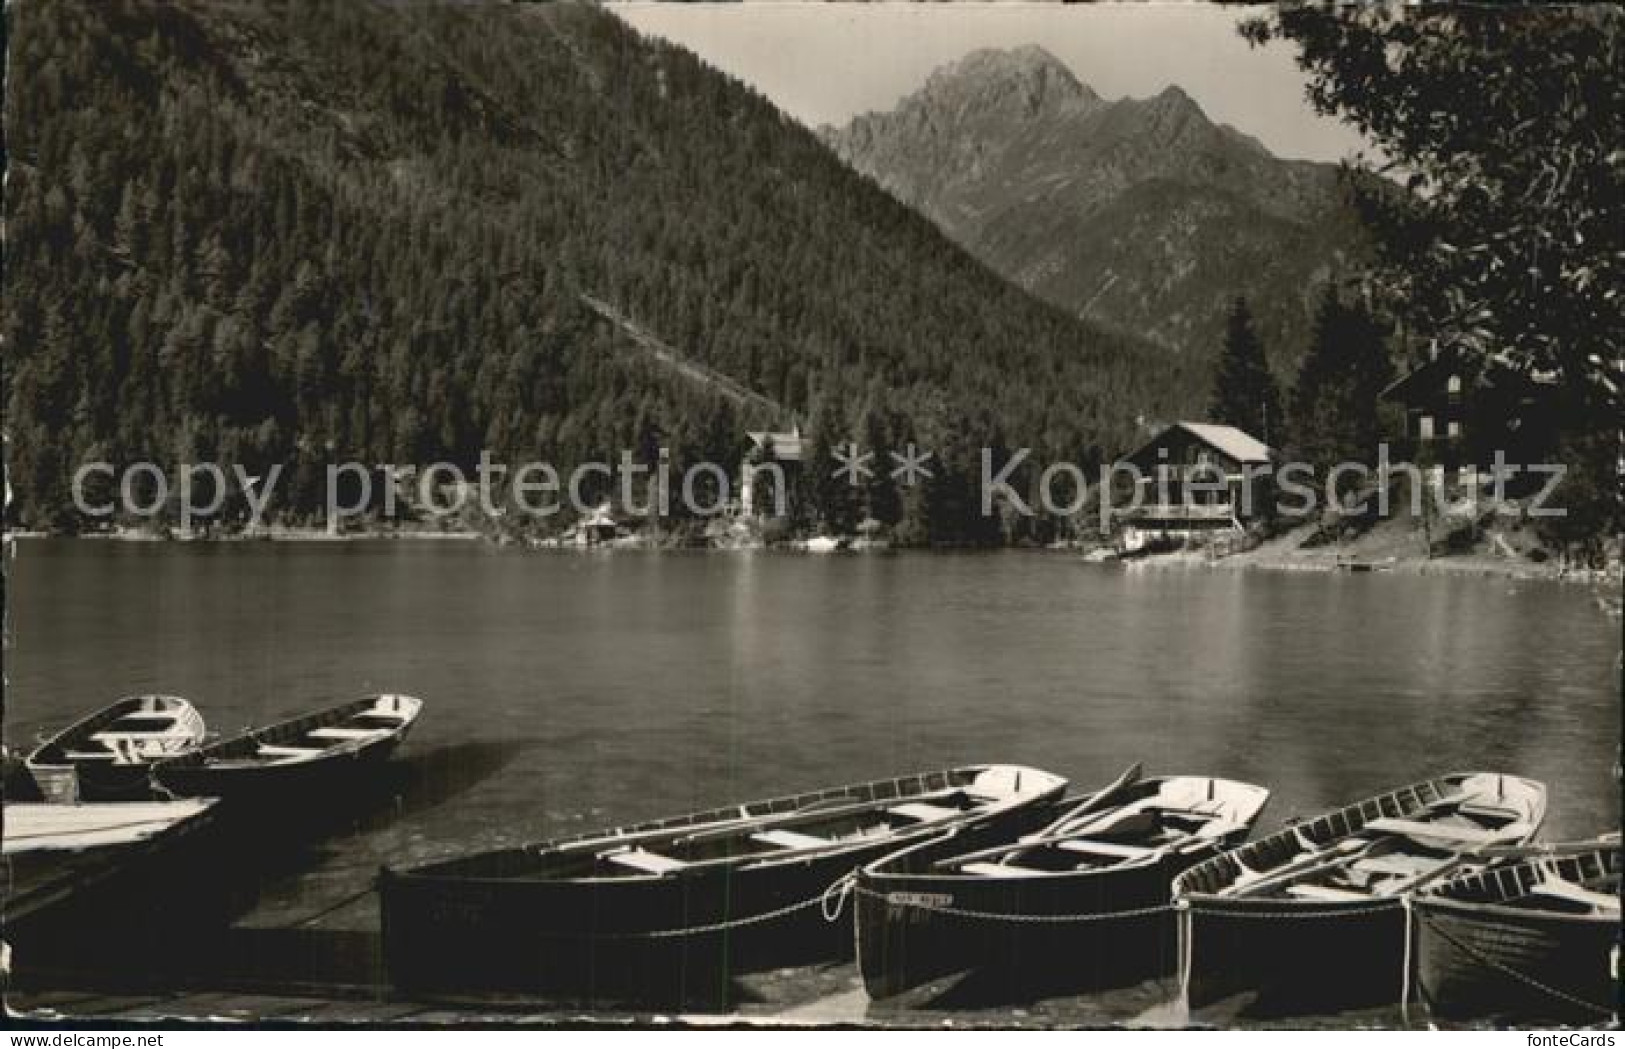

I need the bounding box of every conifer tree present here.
[1208,297,1283,447]
[1290,288,1392,480]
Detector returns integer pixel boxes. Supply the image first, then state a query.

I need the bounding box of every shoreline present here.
[4,527,484,544]
[7,529,1618,587]
[1122,546,1620,585]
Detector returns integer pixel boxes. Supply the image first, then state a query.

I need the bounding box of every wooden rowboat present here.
[379,764,1067,1005]
[2,799,218,926]
[1173,772,1546,1015]
[1413,835,1619,1023]
[855,770,1271,1003]
[153,693,422,802]
[26,695,206,802]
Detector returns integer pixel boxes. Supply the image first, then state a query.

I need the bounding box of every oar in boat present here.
[1168,819,1247,855]
[1380,851,1477,897]
[540,788,963,859]
[1470,836,1621,861]
[1039,763,1142,833]
[1380,834,1607,897]
[668,793,955,847]
[934,763,1143,870]
[1227,837,1376,898]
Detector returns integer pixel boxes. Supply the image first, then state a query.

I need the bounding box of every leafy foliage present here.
[1243,5,1624,415]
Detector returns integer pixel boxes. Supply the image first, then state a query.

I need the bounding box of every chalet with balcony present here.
[1115,422,1278,544]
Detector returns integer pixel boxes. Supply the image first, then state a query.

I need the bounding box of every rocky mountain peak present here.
[919,44,1099,118]
[824,48,1361,366]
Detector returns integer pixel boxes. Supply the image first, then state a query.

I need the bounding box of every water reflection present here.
[7,541,1618,875]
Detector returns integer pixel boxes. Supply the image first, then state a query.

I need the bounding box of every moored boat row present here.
[376,761,1615,1021]
[380,763,1067,1002]
[21,693,424,804]
[854,769,1270,1003]
[1171,772,1549,1015]
[7,694,1612,1022]
[1412,835,1620,1023]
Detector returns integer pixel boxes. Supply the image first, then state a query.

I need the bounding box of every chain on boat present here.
[853,884,1178,924]
[1406,903,1618,1020]
[557,873,860,941]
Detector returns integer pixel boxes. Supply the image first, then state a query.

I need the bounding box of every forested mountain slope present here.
[4,1,1195,539]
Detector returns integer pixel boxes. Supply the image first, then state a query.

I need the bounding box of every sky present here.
[611,1,1374,165]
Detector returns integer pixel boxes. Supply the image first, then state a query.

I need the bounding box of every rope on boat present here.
[1412,907,1617,1019]
[1175,899,1193,1008]
[612,895,828,940]
[1400,896,1415,1024]
[585,874,859,941]
[292,885,379,927]
[821,872,856,923]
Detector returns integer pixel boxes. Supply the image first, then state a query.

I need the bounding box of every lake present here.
[5,539,1618,1015]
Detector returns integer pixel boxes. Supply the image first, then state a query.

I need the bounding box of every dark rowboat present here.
[1413,835,1619,1023]
[1173,772,1546,1015]
[27,695,206,803]
[154,693,422,802]
[855,771,1271,1003]
[379,764,1067,1005]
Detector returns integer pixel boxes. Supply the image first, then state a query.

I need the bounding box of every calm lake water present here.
[6,540,1619,979]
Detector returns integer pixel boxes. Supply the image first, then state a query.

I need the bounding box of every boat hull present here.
[1181,896,1408,1014]
[857,831,1227,1003]
[1414,898,1618,1023]
[383,848,876,1006]
[1173,772,1546,1016]
[31,760,159,803]
[380,769,1067,1006]
[155,732,407,803]
[27,694,206,803]
[153,693,421,805]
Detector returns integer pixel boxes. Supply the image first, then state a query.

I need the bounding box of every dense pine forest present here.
[3,0,1201,541]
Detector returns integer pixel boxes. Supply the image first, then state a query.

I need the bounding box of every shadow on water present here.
[8,740,528,997]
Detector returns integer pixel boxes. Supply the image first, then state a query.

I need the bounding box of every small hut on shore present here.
[1115,422,1277,544]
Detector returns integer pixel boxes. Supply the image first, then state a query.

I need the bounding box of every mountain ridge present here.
[823,45,1367,366]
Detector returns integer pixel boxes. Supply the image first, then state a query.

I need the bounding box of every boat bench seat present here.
[61,750,118,761]
[258,744,323,758]
[961,861,1044,878]
[1286,884,1370,902]
[890,802,960,823]
[1364,818,1497,845]
[609,849,686,874]
[1456,801,1516,822]
[91,730,172,741]
[1159,804,1223,821]
[751,829,830,850]
[1057,840,1154,860]
[1159,797,1225,817]
[309,727,388,742]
